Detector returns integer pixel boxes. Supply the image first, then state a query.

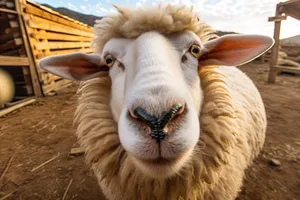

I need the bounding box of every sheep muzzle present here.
[130,104,185,143]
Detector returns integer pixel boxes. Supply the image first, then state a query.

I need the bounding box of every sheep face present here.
[38,31,274,180]
[105,31,202,178]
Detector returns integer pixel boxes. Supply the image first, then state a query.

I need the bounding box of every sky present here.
[33,0,300,39]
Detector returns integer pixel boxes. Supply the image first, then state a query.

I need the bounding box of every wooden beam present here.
[278,0,300,7]
[24,3,92,32]
[43,48,93,56]
[268,15,287,22]
[34,41,91,50]
[268,6,282,84]
[0,31,21,44]
[16,0,44,97]
[0,98,36,118]
[0,56,29,66]
[283,7,300,20]
[0,8,18,14]
[0,39,23,53]
[30,31,92,42]
[276,66,300,74]
[26,15,93,37]
[1,48,26,56]
[34,48,93,60]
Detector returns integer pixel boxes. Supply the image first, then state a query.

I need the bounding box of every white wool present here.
[92,3,217,53]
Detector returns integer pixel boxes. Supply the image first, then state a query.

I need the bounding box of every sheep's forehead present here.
[102,31,202,59]
[92,3,217,53]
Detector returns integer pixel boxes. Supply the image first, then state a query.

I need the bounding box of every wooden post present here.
[15,0,44,97]
[268,21,281,83]
[260,54,265,63]
[268,6,286,84]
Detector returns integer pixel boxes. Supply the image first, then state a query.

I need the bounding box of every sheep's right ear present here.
[38,53,109,81]
[199,34,274,67]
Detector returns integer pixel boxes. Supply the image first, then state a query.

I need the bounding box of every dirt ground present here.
[0,61,300,200]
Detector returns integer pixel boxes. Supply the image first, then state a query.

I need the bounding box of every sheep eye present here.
[189,44,201,58]
[104,54,115,67]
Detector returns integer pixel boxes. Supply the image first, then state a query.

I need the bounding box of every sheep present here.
[38,3,274,200]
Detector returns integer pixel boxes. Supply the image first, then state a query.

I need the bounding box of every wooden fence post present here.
[268,6,287,84]
[15,0,44,97]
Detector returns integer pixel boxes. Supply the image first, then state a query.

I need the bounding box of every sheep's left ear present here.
[199,34,274,67]
[39,52,109,81]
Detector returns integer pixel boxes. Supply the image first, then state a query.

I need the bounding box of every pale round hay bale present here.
[0,68,15,104]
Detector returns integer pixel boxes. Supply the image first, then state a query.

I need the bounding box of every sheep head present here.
[39,4,274,180]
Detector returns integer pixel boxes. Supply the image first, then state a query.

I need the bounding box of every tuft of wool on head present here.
[92,3,218,53]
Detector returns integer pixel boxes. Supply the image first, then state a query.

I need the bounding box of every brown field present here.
[0,61,300,200]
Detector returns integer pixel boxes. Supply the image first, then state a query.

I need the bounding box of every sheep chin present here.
[129,148,194,179]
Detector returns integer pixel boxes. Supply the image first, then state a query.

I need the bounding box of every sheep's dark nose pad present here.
[131,104,185,143]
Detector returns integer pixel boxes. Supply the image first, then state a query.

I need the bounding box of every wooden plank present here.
[31,31,92,42]
[0,31,21,44]
[1,48,26,56]
[69,147,85,156]
[34,47,93,60]
[4,96,33,107]
[0,56,29,66]
[26,15,93,37]
[268,15,287,22]
[26,0,91,27]
[35,41,91,50]
[24,3,92,32]
[9,20,19,28]
[43,48,93,56]
[0,7,18,14]
[0,39,23,53]
[278,0,300,7]
[0,98,36,118]
[40,72,62,85]
[283,7,300,20]
[276,66,300,74]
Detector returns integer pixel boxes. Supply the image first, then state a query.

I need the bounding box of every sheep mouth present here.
[131,154,189,178]
[139,157,179,165]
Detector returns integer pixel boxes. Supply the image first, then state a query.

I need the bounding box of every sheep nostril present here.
[129,109,138,119]
[159,103,185,127]
[132,107,156,125]
[177,104,185,115]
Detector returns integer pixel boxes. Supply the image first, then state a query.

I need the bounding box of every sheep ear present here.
[199,34,274,67]
[38,53,109,81]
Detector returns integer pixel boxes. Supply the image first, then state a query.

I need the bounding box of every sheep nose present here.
[130,103,185,143]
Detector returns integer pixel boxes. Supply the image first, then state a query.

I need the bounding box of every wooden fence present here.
[0,0,41,112]
[23,0,94,94]
[0,0,94,115]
